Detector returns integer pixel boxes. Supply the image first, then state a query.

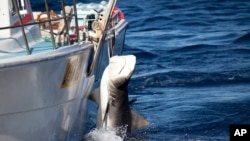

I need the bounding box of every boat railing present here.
[110,9,120,26]
[13,0,31,55]
[0,0,81,55]
[0,0,122,57]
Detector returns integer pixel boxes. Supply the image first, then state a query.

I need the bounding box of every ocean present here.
[32,0,250,140]
[121,0,250,140]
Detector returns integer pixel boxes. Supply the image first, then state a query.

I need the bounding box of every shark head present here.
[108,55,136,87]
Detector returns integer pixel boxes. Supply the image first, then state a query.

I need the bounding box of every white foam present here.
[84,126,127,141]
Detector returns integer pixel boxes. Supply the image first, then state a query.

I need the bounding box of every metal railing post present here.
[13,0,31,55]
[44,0,57,50]
[60,0,70,45]
[72,0,80,43]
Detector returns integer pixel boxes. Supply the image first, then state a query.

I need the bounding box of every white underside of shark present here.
[90,55,148,134]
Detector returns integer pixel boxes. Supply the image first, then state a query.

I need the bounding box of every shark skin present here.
[90,55,149,135]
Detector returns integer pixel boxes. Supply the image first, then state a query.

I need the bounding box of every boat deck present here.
[0,39,65,60]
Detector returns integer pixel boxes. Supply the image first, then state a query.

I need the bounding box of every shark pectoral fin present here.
[130,110,149,131]
[88,87,100,104]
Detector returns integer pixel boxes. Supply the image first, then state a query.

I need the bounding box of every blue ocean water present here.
[32,0,250,140]
[120,0,250,140]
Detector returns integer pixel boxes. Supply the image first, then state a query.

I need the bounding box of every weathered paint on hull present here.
[0,44,94,141]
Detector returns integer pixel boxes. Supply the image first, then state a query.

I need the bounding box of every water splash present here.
[84,126,128,141]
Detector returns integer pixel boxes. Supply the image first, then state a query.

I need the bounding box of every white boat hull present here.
[0,43,94,141]
[0,18,127,140]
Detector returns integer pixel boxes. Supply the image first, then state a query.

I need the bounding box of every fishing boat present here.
[0,0,127,140]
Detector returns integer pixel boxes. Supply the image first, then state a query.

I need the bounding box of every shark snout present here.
[109,55,136,79]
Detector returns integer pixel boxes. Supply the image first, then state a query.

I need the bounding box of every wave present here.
[131,70,250,87]
[233,32,250,44]
[167,44,221,53]
[141,16,172,24]
[166,43,249,56]
[124,45,158,56]
[177,20,212,27]
[230,48,250,54]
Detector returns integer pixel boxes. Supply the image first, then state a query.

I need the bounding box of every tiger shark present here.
[89,55,149,134]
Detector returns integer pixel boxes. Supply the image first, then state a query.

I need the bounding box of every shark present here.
[89,55,149,135]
